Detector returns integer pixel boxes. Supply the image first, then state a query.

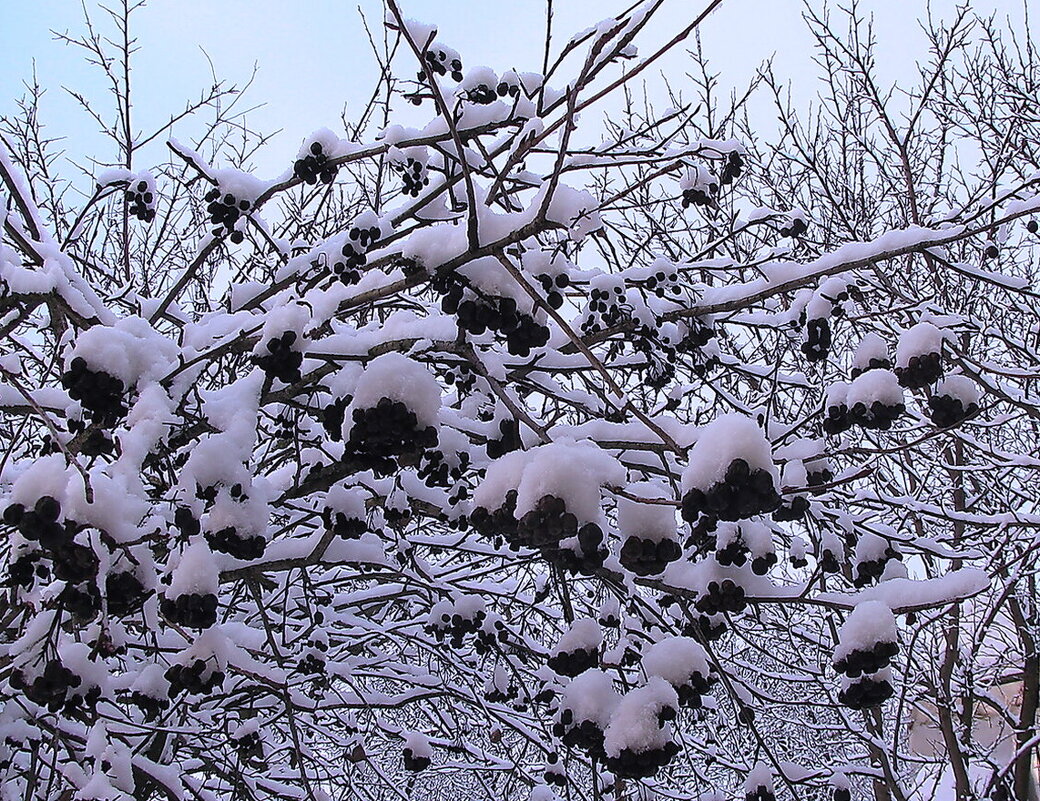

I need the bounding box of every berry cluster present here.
[673,669,714,710]
[823,388,852,436]
[424,602,487,650]
[464,82,497,105]
[928,391,979,428]
[895,351,941,389]
[780,215,808,238]
[619,536,681,576]
[547,644,599,678]
[403,745,431,772]
[254,331,304,385]
[10,660,95,714]
[680,173,719,208]
[323,509,367,540]
[106,570,149,617]
[204,187,250,243]
[849,396,904,431]
[721,151,744,185]
[805,460,834,489]
[535,271,569,309]
[344,398,438,475]
[62,357,127,426]
[716,532,777,575]
[543,754,566,788]
[580,283,628,335]
[853,545,901,588]
[165,659,225,697]
[694,578,747,616]
[838,673,893,709]
[232,730,265,767]
[852,356,891,378]
[417,448,470,488]
[419,47,463,82]
[205,526,266,560]
[833,638,898,678]
[772,495,809,523]
[160,591,218,629]
[607,739,681,780]
[294,141,338,185]
[819,543,842,574]
[66,417,115,457]
[554,709,608,760]
[394,157,429,197]
[129,689,169,721]
[321,396,349,441]
[126,179,156,222]
[334,223,381,286]
[486,418,521,458]
[681,459,781,522]
[802,317,831,362]
[632,323,678,390]
[437,274,551,357]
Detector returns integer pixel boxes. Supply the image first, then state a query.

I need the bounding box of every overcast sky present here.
[1,0,1033,184]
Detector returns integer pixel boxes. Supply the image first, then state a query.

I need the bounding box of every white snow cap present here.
[681,413,777,492]
[617,481,678,542]
[642,636,710,685]
[896,322,944,366]
[746,762,773,792]
[602,678,678,758]
[853,333,889,371]
[326,484,368,519]
[476,439,624,522]
[559,669,619,727]
[935,375,980,405]
[167,541,219,597]
[346,352,442,430]
[403,731,432,757]
[834,600,897,661]
[554,618,602,655]
[68,316,179,387]
[847,369,904,408]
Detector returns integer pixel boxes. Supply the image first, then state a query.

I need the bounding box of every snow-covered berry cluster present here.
[402,732,433,772]
[834,602,897,710]
[547,619,601,678]
[680,416,780,522]
[392,154,429,197]
[894,322,943,389]
[61,356,128,426]
[294,141,338,185]
[680,167,718,208]
[165,658,225,698]
[204,187,251,242]
[617,485,682,576]
[928,375,980,427]
[126,176,156,222]
[10,657,98,715]
[418,44,463,82]
[435,271,550,357]
[425,597,487,649]
[780,210,808,238]
[254,330,304,385]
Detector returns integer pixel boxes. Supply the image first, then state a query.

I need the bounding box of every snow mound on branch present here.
[853,333,889,370]
[847,369,904,407]
[642,636,709,685]
[602,678,677,757]
[834,600,896,661]
[346,353,442,429]
[553,618,602,654]
[617,481,677,542]
[895,322,944,366]
[559,669,619,727]
[167,541,219,597]
[512,440,626,521]
[67,316,179,387]
[935,375,980,405]
[681,413,777,491]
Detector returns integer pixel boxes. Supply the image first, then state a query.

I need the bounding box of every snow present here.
[167,541,219,597]
[746,762,773,792]
[68,316,179,387]
[558,669,619,728]
[896,322,944,366]
[554,618,602,654]
[617,481,677,542]
[476,440,625,522]
[642,637,709,685]
[602,678,677,757]
[847,369,904,408]
[853,333,889,371]
[834,600,897,660]
[935,375,980,405]
[346,352,442,430]
[681,413,777,492]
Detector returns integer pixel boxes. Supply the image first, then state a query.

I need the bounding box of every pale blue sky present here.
[0,1,1033,186]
